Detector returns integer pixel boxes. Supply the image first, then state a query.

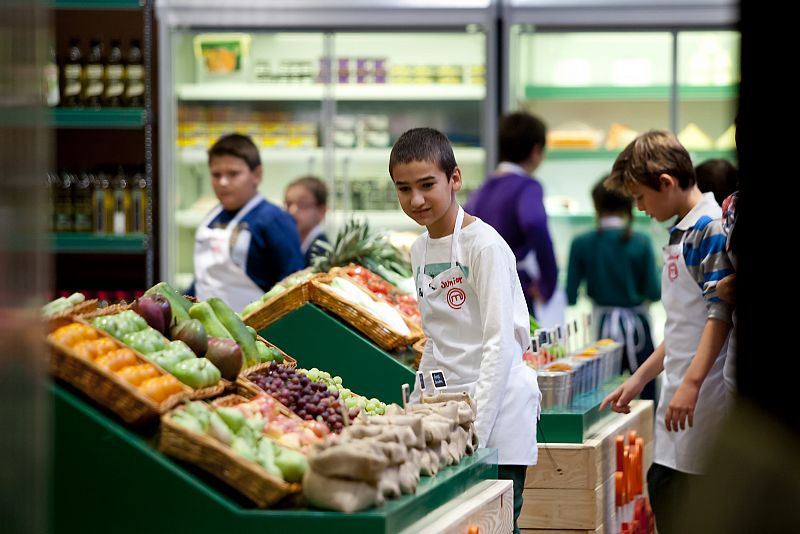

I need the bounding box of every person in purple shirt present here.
[465,112,558,316]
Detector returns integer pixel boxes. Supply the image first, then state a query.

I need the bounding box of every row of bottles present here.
[48,37,143,108]
[48,166,148,234]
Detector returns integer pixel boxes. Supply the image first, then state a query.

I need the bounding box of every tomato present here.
[117,363,159,387]
[50,323,99,347]
[139,375,183,403]
[95,348,138,372]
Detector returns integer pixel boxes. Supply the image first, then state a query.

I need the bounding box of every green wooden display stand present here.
[262,303,416,405]
[49,381,498,534]
[536,376,627,444]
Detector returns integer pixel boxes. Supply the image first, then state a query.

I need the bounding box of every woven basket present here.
[309,273,423,350]
[211,393,299,421]
[77,302,132,321]
[46,299,99,331]
[47,321,191,425]
[159,407,301,508]
[412,337,427,370]
[242,278,317,331]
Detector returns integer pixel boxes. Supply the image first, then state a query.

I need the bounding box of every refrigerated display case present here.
[156,0,497,291]
[501,0,738,338]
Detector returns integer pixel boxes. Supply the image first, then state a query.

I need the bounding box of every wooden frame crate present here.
[520,400,654,532]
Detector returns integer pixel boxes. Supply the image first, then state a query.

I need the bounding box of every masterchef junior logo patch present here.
[447,287,466,310]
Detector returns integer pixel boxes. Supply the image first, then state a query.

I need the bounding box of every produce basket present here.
[412,337,427,370]
[329,263,421,326]
[212,393,299,420]
[47,320,191,425]
[241,277,317,331]
[46,299,99,332]
[75,302,131,321]
[309,273,423,350]
[236,361,294,399]
[159,404,301,508]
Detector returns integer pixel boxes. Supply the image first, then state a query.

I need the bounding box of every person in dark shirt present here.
[284,175,329,267]
[566,177,660,399]
[695,158,738,206]
[188,133,304,312]
[465,111,558,318]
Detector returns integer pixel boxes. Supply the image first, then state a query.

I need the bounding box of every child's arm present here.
[600,341,665,414]
[472,244,520,447]
[665,318,731,431]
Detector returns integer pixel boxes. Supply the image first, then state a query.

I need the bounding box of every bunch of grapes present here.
[249,362,353,433]
[298,367,386,416]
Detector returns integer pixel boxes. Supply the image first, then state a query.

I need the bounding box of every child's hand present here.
[716,274,736,305]
[600,376,643,414]
[665,382,700,432]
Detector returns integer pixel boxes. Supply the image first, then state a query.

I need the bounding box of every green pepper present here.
[121,328,168,355]
[172,357,221,389]
[241,300,261,318]
[246,325,258,340]
[149,341,196,373]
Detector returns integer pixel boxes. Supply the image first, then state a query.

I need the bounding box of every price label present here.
[430,370,447,390]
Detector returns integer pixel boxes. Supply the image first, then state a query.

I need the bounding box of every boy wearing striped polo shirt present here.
[599,130,734,534]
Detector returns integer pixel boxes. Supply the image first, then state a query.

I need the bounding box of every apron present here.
[654,236,729,474]
[194,194,265,313]
[593,305,651,372]
[416,207,541,465]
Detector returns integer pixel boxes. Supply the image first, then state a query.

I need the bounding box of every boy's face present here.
[628,174,679,222]
[209,155,262,211]
[285,184,326,237]
[392,160,461,231]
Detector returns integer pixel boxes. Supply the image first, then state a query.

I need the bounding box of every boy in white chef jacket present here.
[390,128,541,534]
[600,131,734,534]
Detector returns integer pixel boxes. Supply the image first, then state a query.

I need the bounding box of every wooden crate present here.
[400,479,514,534]
[520,400,654,531]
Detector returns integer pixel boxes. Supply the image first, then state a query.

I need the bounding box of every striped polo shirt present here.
[668,192,734,323]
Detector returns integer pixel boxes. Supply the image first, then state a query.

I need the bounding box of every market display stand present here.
[520,400,654,533]
[49,381,499,534]
[261,303,416,405]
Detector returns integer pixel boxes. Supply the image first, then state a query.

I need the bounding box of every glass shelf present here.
[177,83,485,102]
[50,108,146,128]
[51,233,147,253]
[524,84,737,101]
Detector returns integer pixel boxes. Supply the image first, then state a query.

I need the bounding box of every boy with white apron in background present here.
[189,134,304,312]
[390,128,541,534]
[600,131,734,534]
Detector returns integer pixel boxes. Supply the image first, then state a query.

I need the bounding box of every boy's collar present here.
[671,192,720,232]
[495,161,529,177]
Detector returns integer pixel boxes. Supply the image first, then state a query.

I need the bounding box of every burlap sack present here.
[378,466,401,499]
[399,460,420,494]
[367,438,408,465]
[422,391,477,415]
[419,447,439,476]
[308,441,388,483]
[422,418,453,446]
[302,469,380,513]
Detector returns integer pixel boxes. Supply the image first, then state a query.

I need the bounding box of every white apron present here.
[416,207,541,465]
[654,236,729,474]
[194,194,265,313]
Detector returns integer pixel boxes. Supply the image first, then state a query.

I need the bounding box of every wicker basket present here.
[47,321,190,425]
[412,337,427,370]
[159,406,301,508]
[241,278,316,331]
[46,299,99,332]
[212,393,299,420]
[76,302,131,321]
[309,273,423,350]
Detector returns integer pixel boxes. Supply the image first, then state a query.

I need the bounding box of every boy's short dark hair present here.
[695,159,739,206]
[388,128,457,180]
[208,133,261,171]
[498,112,547,163]
[606,130,695,193]
[287,175,328,206]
